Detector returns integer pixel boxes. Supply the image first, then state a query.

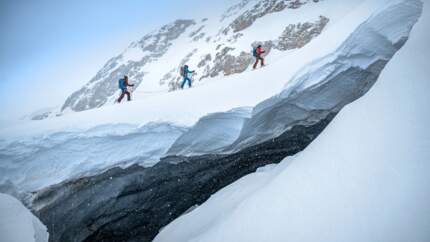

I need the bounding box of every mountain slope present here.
[59,0,351,113]
[154,1,430,241]
[61,19,196,112]
[0,0,368,139]
[0,1,427,242]
[0,0,377,193]
[21,1,424,242]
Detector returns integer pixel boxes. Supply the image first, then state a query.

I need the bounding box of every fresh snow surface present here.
[0,0,379,140]
[154,1,430,241]
[167,107,252,156]
[0,0,418,196]
[128,0,362,93]
[0,0,389,193]
[229,0,422,151]
[0,193,49,242]
[0,123,187,192]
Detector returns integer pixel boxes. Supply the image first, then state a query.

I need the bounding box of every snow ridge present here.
[154,1,428,242]
[228,0,423,151]
[57,0,328,115]
[12,1,424,242]
[0,123,187,192]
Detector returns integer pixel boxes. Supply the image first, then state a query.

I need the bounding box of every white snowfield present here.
[154,1,430,242]
[226,0,423,151]
[0,123,187,192]
[0,0,424,195]
[0,0,381,193]
[1,0,372,139]
[0,0,428,241]
[64,0,362,113]
[0,193,48,242]
[166,107,252,156]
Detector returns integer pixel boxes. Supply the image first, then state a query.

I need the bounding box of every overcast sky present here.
[0,0,231,119]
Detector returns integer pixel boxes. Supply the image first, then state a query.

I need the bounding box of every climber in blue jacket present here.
[180,65,195,89]
[117,75,134,103]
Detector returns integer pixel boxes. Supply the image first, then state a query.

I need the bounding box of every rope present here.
[133,90,168,94]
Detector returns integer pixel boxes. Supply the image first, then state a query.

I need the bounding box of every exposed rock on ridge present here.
[61,20,195,112]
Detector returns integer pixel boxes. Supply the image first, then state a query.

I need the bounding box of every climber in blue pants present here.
[180,65,195,89]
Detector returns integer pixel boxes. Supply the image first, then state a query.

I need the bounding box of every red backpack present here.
[180,66,185,77]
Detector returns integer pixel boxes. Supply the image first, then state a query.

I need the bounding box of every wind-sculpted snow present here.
[32,114,335,242]
[0,123,187,193]
[167,107,252,156]
[155,2,428,241]
[26,2,422,242]
[228,0,422,150]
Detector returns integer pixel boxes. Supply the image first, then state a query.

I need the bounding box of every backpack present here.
[252,48,257,57]
[118,79,125,89]
[180,66,185,77]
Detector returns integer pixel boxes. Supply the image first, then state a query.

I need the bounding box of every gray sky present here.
[0,0,231,119]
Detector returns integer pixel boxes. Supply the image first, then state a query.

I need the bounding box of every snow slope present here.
[59,0,360,113]
[154,1,430,241]
[228,0,422,151]
[166,107,252,156]
[0,123,187,192]
[0,1,425,241]
[0,193,49,242]
[0,0,372,140]
[0,0,418,195]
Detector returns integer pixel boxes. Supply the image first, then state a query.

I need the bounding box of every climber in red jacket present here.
[253,45,265,69]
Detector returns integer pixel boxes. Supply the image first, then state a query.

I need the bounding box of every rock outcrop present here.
[223,0,312,34]
[61,20,196,112]
[59,0,327,116]
[275,15,329,50]
[194,16,329,81]
[30,2,422,241]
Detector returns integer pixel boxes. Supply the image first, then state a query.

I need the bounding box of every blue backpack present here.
[252,48,257,57]
[118,79,126,89]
